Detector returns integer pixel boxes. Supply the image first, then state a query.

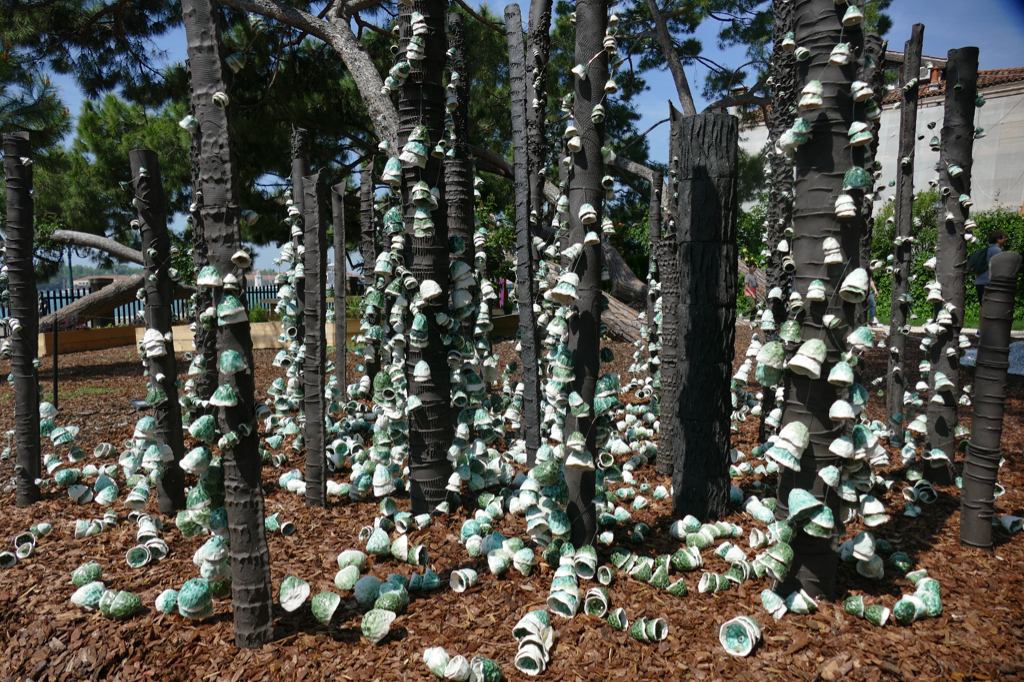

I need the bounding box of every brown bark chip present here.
[0,329,1022,680]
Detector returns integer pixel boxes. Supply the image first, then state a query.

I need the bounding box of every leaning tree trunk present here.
[927,47,978,487]
[331,182,347,389]
[672,113,738,520]
[130,148,186,513]
[775,0,864,601]
[647,171,663,366]
[655,104,683,476]
[760,0,797,443]
[562,0,606,547]
[185,59,218,410]
[181,0,274,648]
[291,126,309,344]
[526,0,553,220]
[961,251,1022,549]
[359,165,380,383]
[506,4,542,466]
[4,132,40,507]
[886,24,924,438]
[303,172,327,507]
[401,0,454,514]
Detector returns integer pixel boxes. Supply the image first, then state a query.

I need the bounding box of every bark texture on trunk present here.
[760,0,797,443]
[671,113,738,520]
[331,182,347,389]
[291,126,310,346]
[401,0,453,514]
[647,171,663,366]
[445,12,474,275]
[526,0,553,219]
[656,104,683,476]
[776,0,865,601]
[186,59,217,409]
[926,47,978,487]
[562,0,606,547]
[130,148,186,513]
[181,0,274,648]
[506,3,542,465]
[4,132,40,507]
[886,25,924,436]
[961,251,1021,548]
[359,165,380,383]
[303,171,327,507]
[857,32,886,329]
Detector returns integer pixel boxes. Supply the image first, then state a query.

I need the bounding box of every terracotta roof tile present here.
[882,66,1024,104]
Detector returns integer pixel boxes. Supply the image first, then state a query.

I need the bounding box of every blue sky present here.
[46,0,1024,270]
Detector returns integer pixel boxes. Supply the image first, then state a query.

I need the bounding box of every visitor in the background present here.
[974,230,1007,306]
[742,262,758,320]
[868,275,879,326]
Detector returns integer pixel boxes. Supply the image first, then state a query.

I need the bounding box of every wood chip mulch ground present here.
[0,325,1022,682]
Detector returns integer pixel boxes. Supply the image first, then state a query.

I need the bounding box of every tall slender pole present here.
[563,0,606,547]
[926,47,978,486]
[303,171,327,507]
[4,132,41,507]
[506,3,542,465]
[182,0,274,648]
[331,183,346,389]
[131,148,186,512]
[886,24,924,439]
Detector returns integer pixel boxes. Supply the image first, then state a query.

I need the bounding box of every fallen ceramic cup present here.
[719,615,761,656]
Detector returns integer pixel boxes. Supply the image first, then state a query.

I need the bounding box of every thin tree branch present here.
[618,117,669,156]
[452,0,505,35]
[645,0,696,115]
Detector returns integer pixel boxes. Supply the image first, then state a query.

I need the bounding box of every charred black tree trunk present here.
[961,251,1022,549]
[130,149,186,513]
[526,0,553,219]
[562,0,606,547]
[186,60,217,410]
[181,0,274,648]
[927,47,978,486]
[857,32,886,327]
[445,12,474,274]
[672,113,738,520]
[776,0,865,601]
[4,132,40,507]
[760,0,797,443]
[331,183,347,388]
[291,126,309,344]
[401,0,453,514]
[303,172,327,507]
[507,3,543,465]
[647,171,663,366]
[656,104,683,477]
[359,165,380,383]
[886,24,924,436]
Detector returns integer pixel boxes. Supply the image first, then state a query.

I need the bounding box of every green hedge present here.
[871,190,1024,327]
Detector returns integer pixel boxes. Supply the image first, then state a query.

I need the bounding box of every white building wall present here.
[740,85,1024,214]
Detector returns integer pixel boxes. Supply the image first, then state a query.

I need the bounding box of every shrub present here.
[871,191,1024,325]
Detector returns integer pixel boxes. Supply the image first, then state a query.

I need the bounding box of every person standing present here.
[743,262,759,320]
[974,229,1007,305]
